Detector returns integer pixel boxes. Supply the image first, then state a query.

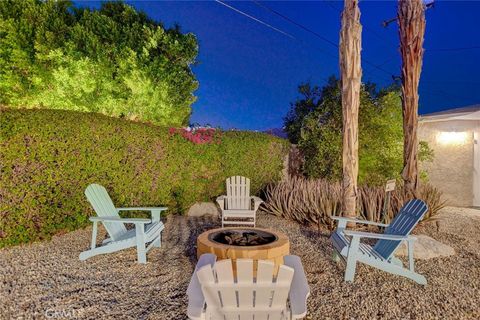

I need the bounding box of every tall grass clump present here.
[263,175,446,230]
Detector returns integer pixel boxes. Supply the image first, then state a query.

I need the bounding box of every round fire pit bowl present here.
[197,227,289,274]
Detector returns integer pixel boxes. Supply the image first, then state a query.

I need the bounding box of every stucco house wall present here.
[418,120,477,207]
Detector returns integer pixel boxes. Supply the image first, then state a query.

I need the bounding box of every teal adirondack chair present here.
[79,184,167,264]
[330,199,428,284]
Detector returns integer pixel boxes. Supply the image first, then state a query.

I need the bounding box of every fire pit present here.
[210,229,277,246]
[197,227,289,274]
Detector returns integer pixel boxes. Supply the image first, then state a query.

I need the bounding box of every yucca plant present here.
[263,176,341,229]
[263,175,447,229]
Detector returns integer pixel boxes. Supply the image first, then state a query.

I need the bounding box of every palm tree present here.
[340,0,362,218]
[398,0,426,194]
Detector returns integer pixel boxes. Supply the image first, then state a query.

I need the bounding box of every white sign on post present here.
[385,179,396,192]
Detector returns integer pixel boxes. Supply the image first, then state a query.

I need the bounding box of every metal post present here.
[382,179,396,225]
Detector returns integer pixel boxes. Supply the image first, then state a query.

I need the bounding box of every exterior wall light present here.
[437,131,468,145]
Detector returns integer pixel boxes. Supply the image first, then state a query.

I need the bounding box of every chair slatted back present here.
[373,199,428,260]
[85,184,126,241]
[196,259,294,320]
[225,176,251,210]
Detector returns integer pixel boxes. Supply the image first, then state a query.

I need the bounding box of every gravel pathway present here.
[1,208,478,319]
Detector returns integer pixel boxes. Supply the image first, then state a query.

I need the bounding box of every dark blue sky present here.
[77,1,480,130]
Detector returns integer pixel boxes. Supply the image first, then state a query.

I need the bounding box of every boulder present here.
[395,234,455,260]
[187,202,220,217]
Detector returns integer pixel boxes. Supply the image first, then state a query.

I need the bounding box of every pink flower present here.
[170,126,222,144]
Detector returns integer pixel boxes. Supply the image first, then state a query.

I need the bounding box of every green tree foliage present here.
[0,108,289,247]
[284,77,433,185]
[0,0,198,125]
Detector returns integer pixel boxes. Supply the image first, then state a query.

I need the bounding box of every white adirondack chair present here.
[79,184,167,264]
[216,176,263,227]
[187,254,310,320]
[330,199,428,284]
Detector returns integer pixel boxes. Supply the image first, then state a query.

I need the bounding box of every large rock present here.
[395,234,455,260]
[187,202,220,217]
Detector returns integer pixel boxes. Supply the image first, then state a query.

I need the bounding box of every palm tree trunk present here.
[398,0,426,194]
[340,0,362,218]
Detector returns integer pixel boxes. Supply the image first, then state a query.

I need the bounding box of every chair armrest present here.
[116,207,168,211]
[343,230,416,241]
[331,216,389,228]
[187,254,217,320]
[284,255,310,319]
[251,196,263,211]
[89,216,151,224]
[116,207,167,222]
[216,195,226,210]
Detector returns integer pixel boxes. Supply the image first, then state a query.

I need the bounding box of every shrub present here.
[284,78,434,185]
[263,176,446,230]
[0,1,198,126]
[0,108,289,247]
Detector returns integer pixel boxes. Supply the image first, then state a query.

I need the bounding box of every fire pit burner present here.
[209,229,277,246]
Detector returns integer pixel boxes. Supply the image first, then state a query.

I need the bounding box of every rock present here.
[187,202,220,217]
[395,234,455,260]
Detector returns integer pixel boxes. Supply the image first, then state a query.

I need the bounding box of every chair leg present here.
[135,224,147,264]
[90,221,98,250]
[154,232,162,248]
[378,261,427,285]
[408,272,427,285]
[332,251,341,262]
[79,241,133,260]
[407,240,415,272]
[344,237,360,282]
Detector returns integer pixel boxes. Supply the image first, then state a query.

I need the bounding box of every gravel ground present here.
[1,207,479,320]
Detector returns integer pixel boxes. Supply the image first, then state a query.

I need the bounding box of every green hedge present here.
[0,108,289,247]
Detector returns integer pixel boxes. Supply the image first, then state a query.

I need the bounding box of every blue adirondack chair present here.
[79,184,167,264]
[330,199,428,284]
